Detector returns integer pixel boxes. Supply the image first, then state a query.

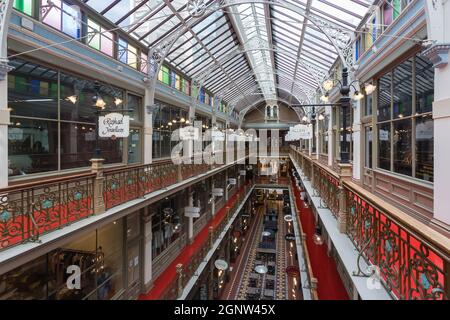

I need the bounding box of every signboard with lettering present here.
[99,113,130,138]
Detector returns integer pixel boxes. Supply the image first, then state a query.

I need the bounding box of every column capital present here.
[422,44,450,69]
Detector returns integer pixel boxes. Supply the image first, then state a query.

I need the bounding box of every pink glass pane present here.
[41,0,62,30]
[101,31,114,57]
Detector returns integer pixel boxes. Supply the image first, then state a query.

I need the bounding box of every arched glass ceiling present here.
[82,0,374,111]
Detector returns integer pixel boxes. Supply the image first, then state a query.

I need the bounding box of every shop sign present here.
[285,234,296,242]
[215,259,229,271]
[99,113,130,138]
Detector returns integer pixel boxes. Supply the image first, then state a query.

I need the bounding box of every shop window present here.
[7,58,126,176]
[378,123,391,171]
[8,118,59,175]
[41,0,81,39]
[13,0,34,16]
[86,18,114,57]
[363,86,373,117]
[393,119,412,176]
[128,128,141,164]
[127,93,142,122]
[378,72,392,122]
[151,196,182,259]
[393,58,413,119]
[376,52,434,181]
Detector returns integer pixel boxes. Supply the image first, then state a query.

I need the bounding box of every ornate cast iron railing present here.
[290,146,450,300]
[345,182,450,300]
[0,174,95,250]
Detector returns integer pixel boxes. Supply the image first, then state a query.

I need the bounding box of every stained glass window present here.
[41,0,81,39]
[86,18,113,57]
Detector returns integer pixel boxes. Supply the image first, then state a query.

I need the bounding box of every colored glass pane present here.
[118,38,128,64]
[62,2,81,38]
[128,45,138,69]
[41,0,61,30]
[87,19,101,50]
[14,0,34,16]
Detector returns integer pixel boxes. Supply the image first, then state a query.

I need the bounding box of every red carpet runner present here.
[292,181,349,300]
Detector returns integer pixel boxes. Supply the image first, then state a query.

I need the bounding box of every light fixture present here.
[364,83,377,95]
[302,116,308,122]
[320,93,329,103]
[313,225,324,245]
[66,95,78,104]
[95,97,106,109]
[323,79,334,91]
[180,117,186,123]
[318,114,325,121]
[168,122,173,126]
[172,119,177,123]
[353,91,364,101]
[114,97,123,106]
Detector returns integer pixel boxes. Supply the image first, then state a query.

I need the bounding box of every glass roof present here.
[83,0,374,111]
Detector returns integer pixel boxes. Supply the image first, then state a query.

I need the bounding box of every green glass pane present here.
[14,0,33,16]
[87,19,101,50]
[393,0,401,19]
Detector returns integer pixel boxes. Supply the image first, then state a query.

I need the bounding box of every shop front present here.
[0,212,143,300]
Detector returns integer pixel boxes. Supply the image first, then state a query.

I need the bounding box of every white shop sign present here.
[99,113,130,138]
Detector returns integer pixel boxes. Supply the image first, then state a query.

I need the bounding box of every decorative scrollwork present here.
[187,0,207,17]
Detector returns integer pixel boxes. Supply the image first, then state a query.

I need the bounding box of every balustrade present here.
[290,146,450,300]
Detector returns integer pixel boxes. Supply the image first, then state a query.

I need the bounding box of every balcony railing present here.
[0,174,95,250]
[290,146,450,300]
[159,181,253,300]
[0,153,248,252]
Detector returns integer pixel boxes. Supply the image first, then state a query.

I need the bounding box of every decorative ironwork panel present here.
[346,189,449,300]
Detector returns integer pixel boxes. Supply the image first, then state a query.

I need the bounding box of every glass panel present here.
[127,93,142,122]
[378,123,391,171]
[378,72,392,122]
[0,255,47,300]
[8,118,58,176]
[415,55,434,114]
[87,18,101,50]
[365,126,373,169]
[8,60,58,120]
[14,0,34,16]
[62,2,81,38]
[96,221,124,300]
[126,212,140,240]
[41,0,62,30]
[101,31,114,57]
[393,119,412,176]
[128,45,138,69]
[415,115,434,182]
[393,58,413,119]
[118,38,128,64]
[128,128,141,164]
[60,122,96,170]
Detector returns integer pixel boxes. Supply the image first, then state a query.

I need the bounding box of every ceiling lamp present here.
[353,91,365,101]
[66,95,78,104]
[180,117,186,123]
[95,97,106,109]
[114,97,123,106]
[320,93,329,103]
[323,79,335,91]
[318,114,325,121]
[365,83,377,95]
[302,116,308,122]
